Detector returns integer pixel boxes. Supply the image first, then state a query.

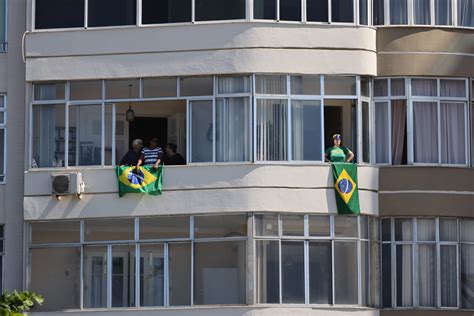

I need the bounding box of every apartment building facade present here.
[0,0,473,316]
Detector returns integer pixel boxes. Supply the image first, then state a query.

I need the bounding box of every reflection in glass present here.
[281,241,305,303]
[256,240,280,303]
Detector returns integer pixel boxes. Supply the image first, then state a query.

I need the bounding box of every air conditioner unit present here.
[51,172,84,197]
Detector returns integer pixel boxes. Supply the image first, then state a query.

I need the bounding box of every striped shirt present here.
[141,147,163,165]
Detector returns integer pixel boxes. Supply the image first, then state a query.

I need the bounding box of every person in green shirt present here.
[325,134,354,163]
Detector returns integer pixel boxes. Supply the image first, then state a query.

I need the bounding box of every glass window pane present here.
[255,75,287,94]
[413,0,431,24]
[359,0,368,24]
[281,241,305,303]
[309,242,332,304]
[112,245,135,307]
[280,0,301,21]
[361,77,370,97]
[461,219,474,242]
[461,243,474,308]
[193,241,246,304]
[143,78,177,98]
[373,0,385,24]
[35,0,84,29]
[370,242,381,307]
[282,214,304,236]
[375,102,390,163]
[396,244,413,307]
[381,218,391,241]
[417,218,436,241]
[391,78,405,96]
[435,0,452,25]
[362,101,370,163]
[70,81,102,100]
[190,100,213,162]
[140,244,164,306]
[382,244,392,307]
[69,104,102,166]
[255,214,279,237]
[106,79,139,99]
[256,240,279,303]
[440,218,457,241]
[32,104,66,167]
[30,247,81,311]
[390,0,408,24]
[440,245,457,307]
[216,98,252,162]
[370,217,380,240]
[324,76,356,95]
[254,0,277,19]
[256,99,288,161]
[31,221,80,244]
[169,243,192,306]
[394,218,413,241]
[194,214,247,238]
[418,244,436,307]
[140,216,189,239]
[84,246,107,308]
[292,100,322,161]
[307,0,328,21]
[361,241,369,306]
[290,75,321,95]
[180,77,213,96]
[88,0,136,27]
[374,79,388,97]
[309,215,330,237]
[34,83,65,100]
[332,0,354,22]
[218,76,251,94]
[458,0,474,27]
[0,129,3,176]
[335,241,358,304]
[440,79,466,97]
[413,102,438,163]
[411,79,437,96]
[142,0,191,24]
[360,216,369,239]
[195,0,245,21]
[84,218,134,241]
[334,216,358,238]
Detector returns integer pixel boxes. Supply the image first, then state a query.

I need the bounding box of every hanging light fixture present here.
[125,84,135,122]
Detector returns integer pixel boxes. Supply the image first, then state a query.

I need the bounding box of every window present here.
[0,0,5,50]
[307,0,329,22]
[390,0,408,24]
[254,0,277,19]
[255,214,379,306]
[142,0,192,24]
[280,0,301,21]
[435,0,452,25]
[0,226,3,291]
[461,219,474,309]
[382,217,466,308]
[373,0,385,24]
[359,0,369,24]
[195,0,245,21]
[88,0,136,27]
[458,0,474,27]
[331,0,354,23]
[413,0,431,24]
[35,0,85,29]
[0,96,4,182]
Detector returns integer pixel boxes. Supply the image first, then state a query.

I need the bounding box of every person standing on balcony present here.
[119,138,143,166]
[163,143,186,165]
[325,134,354,163]
[136,137,163,170]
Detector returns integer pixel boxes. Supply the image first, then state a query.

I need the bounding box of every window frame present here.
[0,95,6,183]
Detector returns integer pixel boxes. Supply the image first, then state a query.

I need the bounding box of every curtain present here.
[374,79,388,97]
[413,0,431,24]
[216,98,251,162]
[440,102,466,164]
[418,245,436,307]
[34,104,64,167]
[396,245,413,306]
[292,100,322,161]
[458,0,474,27]
[391,78,405,96]
[190,100,213,162]
[412,79,437,96]
[256,75,287,95]
[441,245,458,307]
[390,0,408,24]
[218,76,251,94]
[435,0,452,25]
[413,102,438,163]
[461,244,474,308]
[257,99,288,161]
[375,102,390,163]
[373,0,385,24]
[440,79,466,98]
[391,100,406,165]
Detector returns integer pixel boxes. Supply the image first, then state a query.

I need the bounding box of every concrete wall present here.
[24,164,379,220]
[24,24,377,81]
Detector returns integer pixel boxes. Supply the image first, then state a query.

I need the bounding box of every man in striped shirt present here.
[136,137,163,170]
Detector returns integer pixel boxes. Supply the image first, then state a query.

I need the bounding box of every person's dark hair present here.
[167,143,177,153]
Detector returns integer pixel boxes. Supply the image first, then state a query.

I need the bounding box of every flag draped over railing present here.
[331,163,360,214]
[116,165,163,197]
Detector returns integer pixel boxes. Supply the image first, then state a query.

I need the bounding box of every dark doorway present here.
[129,117,168,150]
[324,106,342,150]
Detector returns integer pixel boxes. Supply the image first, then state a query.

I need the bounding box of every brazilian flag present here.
[116,165,163,197]
[332,163,360,214]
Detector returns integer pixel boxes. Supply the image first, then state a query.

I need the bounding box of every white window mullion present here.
[356,76,363,163]
[357,217,362,306]
[252,74,257,162]
[413,218,418,307]
[384,0,389,25]
[407,0,413,25]
[328,0,332,23]
[191,0,196,23]
[430,0,435,25]
[320,76,325,161]
[135,243,140,307]
[453,0,458,26]
[391,218,396,308]
[84,0,88,28]
[278,239,282,303]
[287,75,292,161]
[107,244,112,308]
[407,78,414,164]
[212,77,217,163]
[164,243,169,307]
[355,0,359,24]
[137,0,142,26]
[304,240,309,304]
[111,103,116,166]
[64,83,70,167]
[277,0,280,21]
[435,218,441,308]
[101,102,105,166]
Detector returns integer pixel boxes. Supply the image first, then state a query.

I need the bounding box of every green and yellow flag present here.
[332,163,360,214]
[116,165,163,197]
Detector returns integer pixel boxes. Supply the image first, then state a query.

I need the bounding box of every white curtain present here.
[374,79,388,97]
[256,75,287,95]
[412,79,437,96]
[440,79,466,98]
[218,76,251,94]
[391,78,405,96]
[413,0,431,24]
[435,0,452,25]
[391,100,406,165]
[257,99,288,161]
[441,245,458,307]
[440,102,466,164]
[413,102,438,163]
[390,0,408,24]
[375,102,390,163]
[397,245,413,306]
[33,104,63,167]
[292,100,322,161]
[418,245,436,307]
[458,0,474,26]
[216,98,251,162]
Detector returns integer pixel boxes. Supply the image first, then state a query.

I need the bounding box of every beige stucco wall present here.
[23,164,379,220]
[24,23,377,81]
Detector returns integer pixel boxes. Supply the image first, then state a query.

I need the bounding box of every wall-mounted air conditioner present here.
[51,172,84,198]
